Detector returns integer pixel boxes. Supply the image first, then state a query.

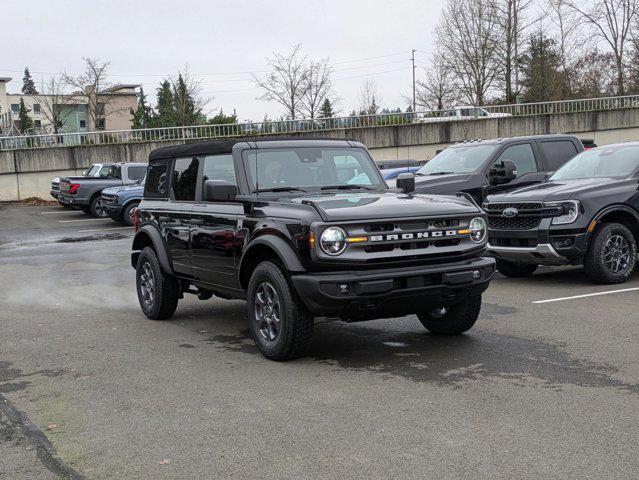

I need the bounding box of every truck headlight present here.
[546,200,580,225]
[320,227,347,255]
[469,217,487,243]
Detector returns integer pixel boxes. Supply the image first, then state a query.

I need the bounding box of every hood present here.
[284,191,479,222]
[488,177,630,203]
[388,173,477,196]
[102,183,143,195]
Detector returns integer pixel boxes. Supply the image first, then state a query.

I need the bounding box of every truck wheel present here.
[496,260,538,278]
[583,222,637,284]
[417,295,482,335]
[247,261,314,361]
[122,202,139,226]
[136,247,179,320]
[89,195,109,218]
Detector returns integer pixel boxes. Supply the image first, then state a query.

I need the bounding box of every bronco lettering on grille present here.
[370,230,459,242]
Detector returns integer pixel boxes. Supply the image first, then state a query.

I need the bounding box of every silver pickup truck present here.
[58,162,147,217]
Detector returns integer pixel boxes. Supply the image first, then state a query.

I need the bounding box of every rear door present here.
[538,139,580,172]
[190,154,243,288]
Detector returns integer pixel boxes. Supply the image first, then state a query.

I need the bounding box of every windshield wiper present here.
[254,186,308,193]
[320,184,376,191]
[423,171,455,176]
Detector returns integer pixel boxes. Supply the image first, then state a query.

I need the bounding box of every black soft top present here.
[148,137,357,161]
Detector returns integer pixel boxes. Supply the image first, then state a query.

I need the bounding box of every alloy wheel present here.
[602,234,631,274]
[254,282,281,341]
[139,261,155,307]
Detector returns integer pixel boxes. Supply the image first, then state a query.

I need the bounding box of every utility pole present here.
[411,49,417,112]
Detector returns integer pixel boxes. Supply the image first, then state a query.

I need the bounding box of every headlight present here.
[546,200,580,225]
[320,227,347,255]
[469,217,487,243]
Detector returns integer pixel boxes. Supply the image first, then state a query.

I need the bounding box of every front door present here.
[486,142,547,196]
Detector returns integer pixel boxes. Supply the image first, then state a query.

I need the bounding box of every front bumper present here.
[102,202,123,218]
[291,257,495,320]
[487,243,569,266]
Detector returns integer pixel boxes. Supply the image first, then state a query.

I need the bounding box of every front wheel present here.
[136,247,179,320]
[496,260,538,278]
[584,222,637,284]
[417,295,482,335]
[247,261,314,361]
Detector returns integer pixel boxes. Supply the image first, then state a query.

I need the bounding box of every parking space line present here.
[533,287,639,304]
[77,226,133,233]
[58,218,112,223]
[41,211,83,215]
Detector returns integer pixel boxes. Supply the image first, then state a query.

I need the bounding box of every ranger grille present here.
[485,202,562,231]
[489,217,541,230]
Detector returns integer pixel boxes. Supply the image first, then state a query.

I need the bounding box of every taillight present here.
[69,183,80,194]
[133,207,138,232]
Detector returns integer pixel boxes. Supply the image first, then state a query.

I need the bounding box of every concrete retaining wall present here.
[3,109,639,201]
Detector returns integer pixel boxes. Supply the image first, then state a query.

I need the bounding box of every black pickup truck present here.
[485,142,639,284]
[131,138,495,360]
[388,134,584,203]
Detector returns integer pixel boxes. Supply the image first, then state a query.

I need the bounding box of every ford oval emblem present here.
[502,207,518,218]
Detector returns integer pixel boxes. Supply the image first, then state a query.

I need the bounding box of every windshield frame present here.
[416,144,498,176]
[240,146,388,194]
[549,146,639,181]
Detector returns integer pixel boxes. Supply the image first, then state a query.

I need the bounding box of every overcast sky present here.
[3,0,447,121]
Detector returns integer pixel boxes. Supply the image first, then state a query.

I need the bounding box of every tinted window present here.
[495,144,538,175]
[541,141,578,170]
[145,162,169,198]
[171,157,199,201]
[108,165,122,179]
[127,166,147,180]
[202,154,236,188]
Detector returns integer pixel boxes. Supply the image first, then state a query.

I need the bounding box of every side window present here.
[201,154,236,189]
[540,141,579,171]
[145,162,169,198]
[495,144,538,176]
[127,166,147,181]
[109,165,122,179]
[171,157,199,201]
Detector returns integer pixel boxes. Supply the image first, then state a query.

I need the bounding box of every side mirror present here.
[489,160,517,185]
[203,179,238,202]
[396,172,416,194]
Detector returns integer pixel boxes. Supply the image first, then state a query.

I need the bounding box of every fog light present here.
[473,270,481,279]
[553,238,574,248]
[338,284,351,295]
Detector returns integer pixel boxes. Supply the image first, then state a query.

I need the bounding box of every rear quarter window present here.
[144,161,169,198]
[540,141,579,171]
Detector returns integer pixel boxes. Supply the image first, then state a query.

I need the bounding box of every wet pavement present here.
[1,204,638,479]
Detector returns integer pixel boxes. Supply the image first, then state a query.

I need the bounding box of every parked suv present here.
[58,162,147,217]
[485,142,639,284]
[101,179,144,226]
[131,139,495,360]
[389,135,584,203]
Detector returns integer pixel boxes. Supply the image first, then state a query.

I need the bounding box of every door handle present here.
[190,219,204,225]
[158,215,170,222]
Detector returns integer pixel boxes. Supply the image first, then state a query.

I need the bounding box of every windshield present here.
[417,144,497,175]
[243,147,384,192]
[550,146,639,180]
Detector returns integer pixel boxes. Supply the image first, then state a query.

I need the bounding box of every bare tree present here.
[567,0,638,95]
[36,75,75,136]
[65,58,125,130]
[435,0,502,105]
[415,51,460,110]
[254,45,309,120]
[359,79,381,114]
[300,58,334,119]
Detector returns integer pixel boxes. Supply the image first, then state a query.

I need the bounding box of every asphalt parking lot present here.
[1,203,638,479]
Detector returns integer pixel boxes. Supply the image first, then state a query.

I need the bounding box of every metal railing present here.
[2,94,639,151]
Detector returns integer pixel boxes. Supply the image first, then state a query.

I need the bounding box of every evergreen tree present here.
[130,87,153,129]
[520,32,569,103]
[207,109,238,124]
[172,74,200,126]
[18,98,34,133]
[154,80,175,127]
[22,67,38,94]
[319,98,334,118]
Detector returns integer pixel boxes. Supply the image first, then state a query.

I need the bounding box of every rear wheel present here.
[89,195,109,218]
[122,202,139,226]
[584,222,637,284]
[496,260,538,278]
[247,261,314,361]
[136,247,179,320]
[417,295,482,335]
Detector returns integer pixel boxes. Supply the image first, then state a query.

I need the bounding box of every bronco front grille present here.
[101,194,117,203]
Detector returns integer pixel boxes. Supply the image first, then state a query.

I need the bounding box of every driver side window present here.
[494,144,538,176]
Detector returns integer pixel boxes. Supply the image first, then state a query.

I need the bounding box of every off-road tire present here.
[247,261,314,361]
[417,295,482,335]
[136,247,179,320]
[89,194,109,218]
[496,260,539,278]
[122,202,139,226]
[583,222,637,284]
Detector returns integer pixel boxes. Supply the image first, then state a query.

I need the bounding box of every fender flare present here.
[586,204,639,241]
[131,225,173,274]
[239,235,305,276]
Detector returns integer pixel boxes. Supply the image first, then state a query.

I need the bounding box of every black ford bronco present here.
[485,142,639,284]
[131,139,495,360]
